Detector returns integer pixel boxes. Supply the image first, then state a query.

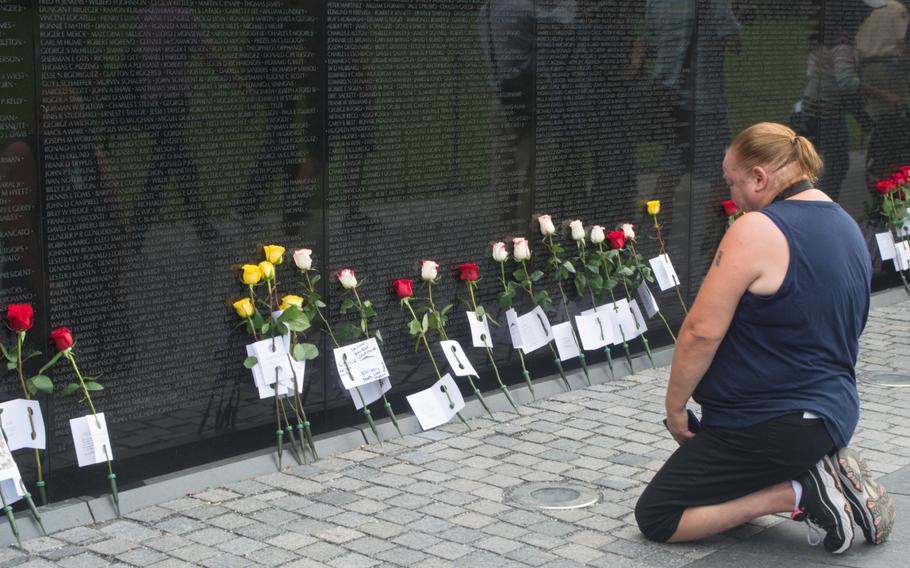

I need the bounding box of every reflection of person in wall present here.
[129,0,247,245]
[856,0,910,181]
[644,0,740,219]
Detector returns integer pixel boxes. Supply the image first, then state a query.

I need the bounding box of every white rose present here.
[292,248,313,270]
[622,223,635,240]
[337,268,357,289]
[512,237,531,261]
[421,260,439,281]
[538,214,556,236]
[492,242,509,262]
[569,219,585,241]
[590,225,605,244]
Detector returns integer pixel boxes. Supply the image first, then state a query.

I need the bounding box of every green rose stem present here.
[15,332,47,504]
[276,386,303,465]
[551,236,594,386]
[280,337,310,462]
[0,418,46,536]
[619,276,655,369]
[349,285,402,436]
[465,281,519,412]
[497,261,536,398]
[402,298,471,430]
[63,350,119,517]
[286,357,317,459]
[650,213,688,314]
[0,487,20,549]
[427,281,494,419]
[629,241,676,343]
[606,287,634,371]
[518,260,571,391]
[587,245,616,379]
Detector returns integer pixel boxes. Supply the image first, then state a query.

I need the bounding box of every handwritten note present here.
[466,312,493,348]
[0,399,46,450]
[637,281,660,318]
[551,322,579,361]
[649,254,680,291]
[69,413,112,468]
[406,374,465,431]
[440,340,479,377]
[333,338,390,390]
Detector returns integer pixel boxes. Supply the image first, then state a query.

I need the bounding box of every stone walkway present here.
[2,298,910,567]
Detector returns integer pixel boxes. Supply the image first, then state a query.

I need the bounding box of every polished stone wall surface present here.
[0,0,903,499]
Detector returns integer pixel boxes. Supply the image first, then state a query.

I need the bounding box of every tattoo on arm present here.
[715,250,723,267]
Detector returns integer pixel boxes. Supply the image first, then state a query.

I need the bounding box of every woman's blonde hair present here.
[728,122,823,190]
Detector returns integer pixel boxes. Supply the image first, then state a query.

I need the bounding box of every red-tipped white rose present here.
[537,214,556,236]
[569,219,585,241]
[621,223,635,240]
[420,260,439,282]
[492,242,509,262]
[338,268,357,289]
[590,225,605,244]
[292,248,313,270]
[512,237,531,261]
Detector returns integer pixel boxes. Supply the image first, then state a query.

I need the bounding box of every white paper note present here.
[506,308,522,349]
[895,241,910,271]
[607,298,640,344]
[575,312,613,350]
[406,374,465,431]
[637,281,660,318]
[349,377,392,410]
[0,436,23,505]
[902,220,910,240]
[333,338,389,390]
[515,306,553,353]
[629,300,648,333]
[649,254,680,291]
[0,399,46,450]
[551,322,580,361]
[246,337,297,399]
[877,231,897,261]
[440,340,479,377]
[70,413,112,467]
[466,312,493,348]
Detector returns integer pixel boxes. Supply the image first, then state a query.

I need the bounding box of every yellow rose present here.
[258,261,275,281]
[241,264,261,285]
[233,298,255,318]
[646,200,661,216]
[263,245,285,265]
[279,294,304,310]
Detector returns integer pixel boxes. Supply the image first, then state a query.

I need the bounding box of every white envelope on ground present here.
[637,281,660,318]
[0,436,23,505]
[349,377,392,410]
[506,309,522,349]
[515,306,553,353]
[876,231,896,261]
[440,340,479,377]
[551,322,580,361]
[575,312,613,350]
[333,338,389,390]
[0,399,46,450]
[649,254,680,291]
[406,374,465,431]
[466,312,493,348]
[70,413,112,467]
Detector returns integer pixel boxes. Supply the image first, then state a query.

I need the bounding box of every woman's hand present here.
[666,408,695,446]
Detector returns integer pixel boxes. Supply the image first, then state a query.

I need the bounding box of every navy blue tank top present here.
[694,200,871,448]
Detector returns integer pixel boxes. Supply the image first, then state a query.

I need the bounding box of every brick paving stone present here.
[198,553,258,568]
[0,547,27,566]
[217,535,268,556]
[170,543,221,563]
[116,546,169,567]
[17,560,58,568]
[426,540,473,560]
[376,546,428,566]
[56,552,110,568]
[326,551,380,568]
[86,537,138,555]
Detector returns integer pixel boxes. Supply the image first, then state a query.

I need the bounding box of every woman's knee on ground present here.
[634,488,679,543]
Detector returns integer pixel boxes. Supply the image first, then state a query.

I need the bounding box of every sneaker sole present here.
[809,456,854,554]
[836,447,896,545]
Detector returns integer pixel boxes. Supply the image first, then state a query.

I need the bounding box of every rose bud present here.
[338,268,358,289]
[263,245,285,265]
[607,230,626,250]
[6,304,33,333]
[233,298,255,318]
[621,223,636,240]
[569,219,585,241]
[50,326,74,352]
[512,237,531,261]
[258,261,275,281]
[590,225,606,244]
[876,180,896,195]
[392,279,413,299]
[646,200,661,215]
[721,200,738,217]
[537,214,556,236]
[241,264,262,285]
[901,165,910,179]
[279,294,304,310]
[457,263,480,282]
[420,260,439,282]
[292,248,313,271]
[895,172,907,186]
[492,242,509,262]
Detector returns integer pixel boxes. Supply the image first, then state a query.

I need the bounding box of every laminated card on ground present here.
[440,340,479,377]
[551,322,580,361]
[70,413,112,467]
[466,311,493,348]
[406,373,465,431]
[0,399,46,450]
[333,338,389,390]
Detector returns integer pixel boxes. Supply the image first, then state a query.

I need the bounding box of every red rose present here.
[721,199,738,217]
[50,326,74,352]
[895,172,907,186]
[392,279,413,300]
[6,304,33,332]
[607,230,625,250]
[901,166,910,179]
[457,263,480,282]
[876,180,896,195]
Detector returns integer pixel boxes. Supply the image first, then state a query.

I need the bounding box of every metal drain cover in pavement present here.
[509,482,600,510]
[863,373,910,387]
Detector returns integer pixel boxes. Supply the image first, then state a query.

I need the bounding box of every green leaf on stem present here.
[0,343,8,360]
[293,343,319,361]
[84,381,103,391]
[243,356,258,369]
[590,274,604,290]
[58,383,79,398]
[421,313,429,334]
[585,263,600,275]
[339,323,360,340]
[310,274,321,285]
[362,304,377,318]
[6,361,16,371]
[498,290,514,310]
[529,270,544,282]
[374,330,383,344]
[562,261,576,274]
[512,269,527,283]
[475,305,486,319]
[340,297,355,313]
[286,317,311,332]
[441,303,454,316]
[38,350,64,374]
[315,300,326,308]
[22,349,41,362]
[575,272,588,292]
